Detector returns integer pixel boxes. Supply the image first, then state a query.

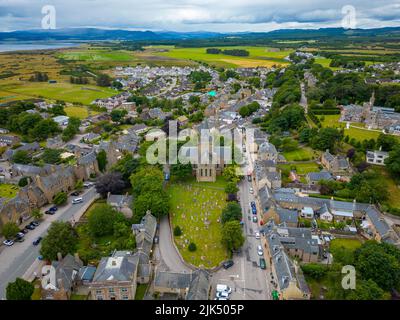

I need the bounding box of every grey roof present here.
[186,270,210,300]
[78,266,97,282]
[323,150,335,162]
[107,194,133,207]
[154,271,191,290]
[278,227,320,255]
[259,142,277,155]
[276,208,298,224]
[92,251,139,283]
[77,151,97,165]
[365,206,390,237]
[132,212,157,255]
[307,171,333,182]
[11,164,47,175]
[51,254,83,291]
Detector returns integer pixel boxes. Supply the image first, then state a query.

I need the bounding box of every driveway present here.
[0,187,99,299]
[158,215,191,273]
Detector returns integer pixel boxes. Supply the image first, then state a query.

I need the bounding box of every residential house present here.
[46,136,63,149]
[366,150,389,166]
[321,150,350,174]
[107,193,133,218]
[306,170,333,185]
[258,142,279,162]
[53,115,70,127]
[0,135,20,147]
[89,251,139,300]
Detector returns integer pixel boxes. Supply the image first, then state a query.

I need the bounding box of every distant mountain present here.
[0,26,399,42]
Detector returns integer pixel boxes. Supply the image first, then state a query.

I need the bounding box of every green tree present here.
[133,191,169,221]
[110,109,128,123]
[41,148,62,164]
[12,150,30,164]
[221,220,245,251]
[40,221,79,261]
[18,176,29,187]
[96,74,112,87]
[1,222,20,239]
[347,279,387,300]
[221,202,242,224]
[95,172,126,198]
[130,167,164,196]
[310,127,342,151]
[170,162,193,180]
[30,119,60,141]
[188,242,197,252]
[31,208,43,220]
[53,191,68,206]
[385,146,400,178]
[87,204,126,237]
[6,278,34,300]
[75,180,84,191]
[97,149,108,172]
[222,165,239,183]
[225,182,239,195]
[112,154,139,182]
[174,226,182,237]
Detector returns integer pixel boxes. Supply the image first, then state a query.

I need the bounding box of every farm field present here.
[0,81,117,105]
[168,176,229,268]
[58,49,136,62]
[148,46,293,68]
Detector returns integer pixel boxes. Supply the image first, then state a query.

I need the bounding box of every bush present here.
[53,191,68,206]
[188,242,197,252]
[301,263,328,280]
[1,222,20,239]
[174,226,182,237]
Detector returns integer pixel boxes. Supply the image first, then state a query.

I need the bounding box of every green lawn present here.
[0,184,19,199]
[58,49,136,62]
[65,106,90,119]
[279,162,321,175]
[70,294,88,300]
[0,82,117,105]
[135,284,148,300]
[330,238,363,254]
[150,46,292,68]
[371,166,400,210]
[282,147,316,161]
[168,176,229,268]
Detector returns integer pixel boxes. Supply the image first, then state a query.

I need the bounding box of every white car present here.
[255,232,260,239]
[249,187,254,194]
[257,245,263,256]
[3,239,14,246]
[216,284,232,294]
[216,291,230,299]
[83,182,94,188]
[72,197,83,204]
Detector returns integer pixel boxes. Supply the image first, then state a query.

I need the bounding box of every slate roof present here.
[307,171,333,182]
[92,251,139,283]
[365,206,390,237]
[51,254,83,291]
[154,271,191,290]
[77,151,97,166]
[276,208,298,225]
[186,270,210,300]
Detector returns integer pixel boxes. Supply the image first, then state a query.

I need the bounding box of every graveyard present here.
[168,177,229,268]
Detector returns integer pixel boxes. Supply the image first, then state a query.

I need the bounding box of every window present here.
[120,288,128,293]
[108,288,115,294]
[122,295,129,300]
[97,296,103,300]
[96,290,102,295]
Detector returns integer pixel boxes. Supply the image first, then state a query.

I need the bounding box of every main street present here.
[0,187,98,299]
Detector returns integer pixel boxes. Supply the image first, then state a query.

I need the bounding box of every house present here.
[89,251,139,300]
[254,159,281,190]
[145,130,166,142]
[0,135,20,147]
[41,253,83,300]
[317,204,333,222]
[264,206,298,228]
[366,150,389,166]
[53,115,70,127]
[262,221,311,300]
[46,136,63,149]
[301,207,314,219]
[306,170,333,185]
[153,269,210,300]
[82,132,101,143]
[4,142,40,160]
[258,142,278,161]
[10,163,53,178]
[129,124,149,135]
[321,150,350,173]
[107,193,133,218]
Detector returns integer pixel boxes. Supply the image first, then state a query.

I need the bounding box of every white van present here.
[216,284,232,294]
[72,197,83,204]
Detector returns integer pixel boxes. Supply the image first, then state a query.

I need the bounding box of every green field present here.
[330,238,363,254]
[0,81,117,105]
[0,184,19,199]
[65,106,91,119]
[168,177,229,268]
[58,49,137,62]
[282,147,316,161]
[279,162,321,175]
[149,46,293,68]
[371,166,400,210]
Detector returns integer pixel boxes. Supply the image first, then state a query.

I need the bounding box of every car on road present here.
[247,175,252,182]
[216,291,230,299]
[252,216,258,223]
[83,182,94,188]
[16,232,25,238]
[71,191,80,196]
[3,239,14,246]
[216,284,232,294]
[32,237,42,246]
[20,228,29,234]
[250,201,256,207]
[249,187,254,194]
[72,197,83,204]
[45,210,55,215]
[31,221,40,227]
[259,258,266,270]
[49,206,58,212]
[257,245,263,256]
[222,260,234,269]
[255,232,260,239]
[15,235,25,243]
[153,236,159,244]
[26,224,36,230]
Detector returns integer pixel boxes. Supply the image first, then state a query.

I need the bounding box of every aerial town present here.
[0,1,400,305]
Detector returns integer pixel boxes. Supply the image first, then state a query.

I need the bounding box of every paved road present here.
[158,215,191,273]
[0,187,98,299]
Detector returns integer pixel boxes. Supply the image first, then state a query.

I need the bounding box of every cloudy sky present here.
[0,0,399,32]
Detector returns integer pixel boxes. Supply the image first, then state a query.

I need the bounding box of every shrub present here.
[188,242,197,252]
[174,226,182,237]
[301,263,328,280]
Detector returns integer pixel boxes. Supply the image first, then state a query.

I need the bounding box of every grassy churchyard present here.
[0,184,19,199]
[168,177,229,268]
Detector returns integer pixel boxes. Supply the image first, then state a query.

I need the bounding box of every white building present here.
[366,150,389,166]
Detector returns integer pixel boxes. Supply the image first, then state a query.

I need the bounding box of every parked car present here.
[45,210,55,215]
[257,245,264,256]
[83,182,94,188]
[255,232,260,239]
[153,236,159,244]
[259,258,266,270]
[249,187,254,194]
[26,224,35,230]
[216,284,232,294]
[31,221,40,227]
[3,239,14,246]
[252,216,258,223]
[49,206,58,212]
[20,228,29,234]
[72,197,83,204]
[216,291,230,299]
[32,237,42,246]
[16,232,25,238]
[247,175,252,182]
[222,260,234,269]
[71,191,80,197]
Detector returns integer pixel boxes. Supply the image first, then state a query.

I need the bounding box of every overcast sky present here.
[0,0,399,32]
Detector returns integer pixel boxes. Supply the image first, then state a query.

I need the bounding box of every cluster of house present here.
[40,211,210,300]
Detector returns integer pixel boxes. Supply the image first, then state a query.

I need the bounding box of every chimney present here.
[57,252,62,261]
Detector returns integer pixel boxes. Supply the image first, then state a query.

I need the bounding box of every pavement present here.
[0,186,99,299]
